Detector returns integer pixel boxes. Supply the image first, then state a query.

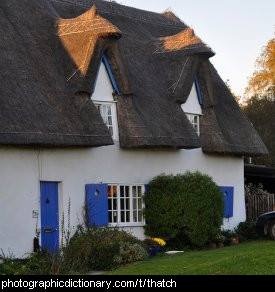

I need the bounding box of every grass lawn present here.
[106,241,275,275]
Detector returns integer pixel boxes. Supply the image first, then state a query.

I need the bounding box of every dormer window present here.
[181,78,203,137]
[94,101,118,140]
[186,113,200,136]
[91,54,120,141]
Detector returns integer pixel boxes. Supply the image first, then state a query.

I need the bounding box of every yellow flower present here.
[151,238,166,247]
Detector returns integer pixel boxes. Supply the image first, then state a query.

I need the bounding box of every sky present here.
[117,0,275,96]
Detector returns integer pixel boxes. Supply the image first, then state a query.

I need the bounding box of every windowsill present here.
[108,223,145,228]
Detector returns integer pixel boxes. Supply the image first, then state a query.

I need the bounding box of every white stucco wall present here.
[93,61,114,101]
[0,145,245,258]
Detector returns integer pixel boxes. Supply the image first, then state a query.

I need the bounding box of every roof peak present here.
[51,0,187,27]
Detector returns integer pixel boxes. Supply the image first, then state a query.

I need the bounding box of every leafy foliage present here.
[0,252,57,275]
[235,221,261,242]
[243,96,275,166]
[144,172,224,247]
[0,227,148,275]
[245,38,275,97]
[62,226,147,272]
[245,183,274,197]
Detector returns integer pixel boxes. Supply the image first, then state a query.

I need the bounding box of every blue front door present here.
[40,182,59,253]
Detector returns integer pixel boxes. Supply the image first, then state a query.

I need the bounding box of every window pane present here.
[126,198,130,210]
[125,186,129,197]
[107,105,112,115]
[113,199,117,210]
[120,199,125,210]
[113,211,118,223]
[133,211,138,223]
[138,211,143,222]
[138,186,142,198]
[108,212,112,223]
[133,198,137,210]
[132,186,137,197]
[120,186,125,198]
[138,198,142,209]
[126,211,130,223]
[108,116,112,126]
[108,199,112,210]
[121,211,125,223]
[108,186,112,198]
[113,186,117,197]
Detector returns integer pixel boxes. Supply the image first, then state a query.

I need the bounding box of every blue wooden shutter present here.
[220,186,234,218]
[85,184,108,227]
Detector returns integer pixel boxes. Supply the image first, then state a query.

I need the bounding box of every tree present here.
[243,95,275,167]
[245,38,275,97]
[242,36,275,166]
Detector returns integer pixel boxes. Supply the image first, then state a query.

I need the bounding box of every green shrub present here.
[63,227,147,272]
[1,228,147,275]
[114,242,148,266]
[235,221,261,242]
[0,252,54,275]
[144,172,224,247]
[221,230,238,246]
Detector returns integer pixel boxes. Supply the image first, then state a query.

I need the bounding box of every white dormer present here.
[181,82,202,115]
[181,81,203,136]
[92,57,120,142]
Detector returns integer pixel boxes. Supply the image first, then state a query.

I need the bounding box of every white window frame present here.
[108,184,145,228]
[186,113,201,136]
[93,100,119,141]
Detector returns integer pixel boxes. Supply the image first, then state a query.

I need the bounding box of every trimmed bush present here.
[114,242,148,266]
[63,227,148,272]
[144,172,224,247]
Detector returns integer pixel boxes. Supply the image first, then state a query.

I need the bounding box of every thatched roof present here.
[0,0,268,155]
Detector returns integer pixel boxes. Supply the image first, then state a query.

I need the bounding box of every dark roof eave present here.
[245,164,275,178]
[0,132,114,148]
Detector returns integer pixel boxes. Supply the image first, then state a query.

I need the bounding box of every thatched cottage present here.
[0,0,267,257]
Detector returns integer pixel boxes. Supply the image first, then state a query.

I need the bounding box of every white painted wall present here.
[181,82,203,115]
[0,145,245,257]
[92,62,114,102]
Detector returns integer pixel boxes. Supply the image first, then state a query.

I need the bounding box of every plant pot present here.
[147,245,158,256]
[231,238,239,246]
[208,242,217,249]
[157,246,163,253]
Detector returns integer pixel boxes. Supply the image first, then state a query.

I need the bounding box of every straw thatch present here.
[57,5,120,76]
[0,0,268,155]
[156,28,205,53]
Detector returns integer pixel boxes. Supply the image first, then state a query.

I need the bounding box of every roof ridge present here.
[50,0,187,28]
